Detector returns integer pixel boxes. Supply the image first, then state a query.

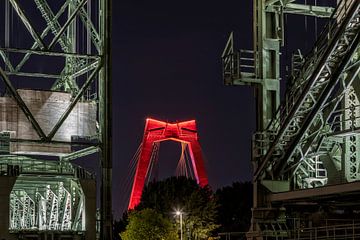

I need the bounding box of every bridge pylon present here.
[128,118,209,210]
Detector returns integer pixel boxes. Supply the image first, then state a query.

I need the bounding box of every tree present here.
[137,176,219,240]
[120,208,178,240]
[216,181,253,233]
[113,212,128,240]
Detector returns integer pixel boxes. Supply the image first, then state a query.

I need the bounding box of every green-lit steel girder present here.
[1,0,112,238]
[223,0,360,238]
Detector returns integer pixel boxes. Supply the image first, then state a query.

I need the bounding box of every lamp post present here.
[176,210,183,240]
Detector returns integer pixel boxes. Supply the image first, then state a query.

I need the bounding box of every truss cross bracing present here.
[223,0,360,238]
[254,1,360,186]
[0,0,112,238]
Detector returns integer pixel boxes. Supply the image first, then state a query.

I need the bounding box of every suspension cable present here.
[176,142,188,177]
[146,142,160,184]
[119,143,142,210]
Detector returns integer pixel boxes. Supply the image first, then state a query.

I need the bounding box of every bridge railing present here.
[289,222,360,240]
[218,219,360,240]
[218,231,246,240]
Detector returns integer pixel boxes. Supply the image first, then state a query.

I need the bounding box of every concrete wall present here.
[0,89,97,155]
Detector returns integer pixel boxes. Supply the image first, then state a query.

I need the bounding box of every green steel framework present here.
[222,0,360,238]
[0,0,112,239]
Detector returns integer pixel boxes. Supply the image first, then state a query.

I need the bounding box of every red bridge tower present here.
[128,118,209,209]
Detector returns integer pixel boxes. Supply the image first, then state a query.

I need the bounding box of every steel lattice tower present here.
[223,0,360,238]
[0,0,112,239]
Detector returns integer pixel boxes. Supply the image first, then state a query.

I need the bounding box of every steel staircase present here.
[254,0,360,181]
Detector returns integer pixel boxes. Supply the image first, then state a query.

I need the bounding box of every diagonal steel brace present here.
[46,59,102,140]
[0,66,47,140]
[9,0,47,50]
[48,0,88,50]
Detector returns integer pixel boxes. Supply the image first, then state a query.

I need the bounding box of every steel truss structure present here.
[128,118,209,210]
[254,0,360,188]
[0,0,112,239]
[222,0,360,239]
[0,155,90,232]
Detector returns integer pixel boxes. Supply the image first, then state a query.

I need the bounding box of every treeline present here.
[113,176,252,240]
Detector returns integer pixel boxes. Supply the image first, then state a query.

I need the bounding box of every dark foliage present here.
[137,176,219,239]
[113,212,129,240]
[216,181,253,233]
[138,176,203,212]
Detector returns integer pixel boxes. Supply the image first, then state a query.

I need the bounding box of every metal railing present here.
[289,221,360,240]
[219,219,360,240]
[222,49,255,85]
[218,231,246,240]
[0,155,95,179]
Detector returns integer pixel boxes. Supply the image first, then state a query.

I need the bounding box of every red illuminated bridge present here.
[128,118,209,209]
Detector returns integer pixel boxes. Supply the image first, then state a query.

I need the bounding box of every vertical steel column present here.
[253,0,281,131]
[250,0,282,237]
[66,0,77,93]
[99,0,113,238]
[343,86,360,182]
[252,0,281,208]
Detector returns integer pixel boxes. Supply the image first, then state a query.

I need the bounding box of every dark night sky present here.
[112,0,256,217]
[111,0,335,217]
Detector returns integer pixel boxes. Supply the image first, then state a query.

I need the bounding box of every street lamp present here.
[175,210,183,240]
